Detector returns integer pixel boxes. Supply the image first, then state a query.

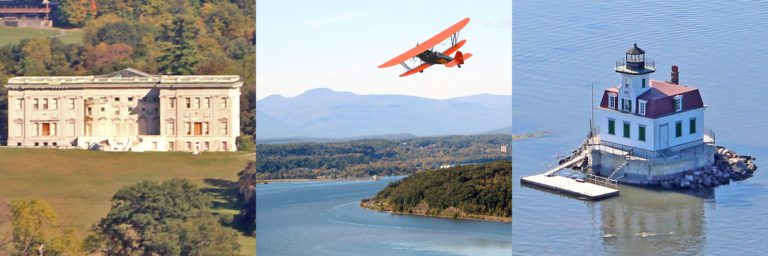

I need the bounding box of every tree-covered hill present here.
[361,160,511,222]
[255,135,512,180]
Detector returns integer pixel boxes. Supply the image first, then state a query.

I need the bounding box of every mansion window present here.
[638,125,646,142]
[203,98,210,109]
[186,122,209,136]
[115,97,120,102]
[169,142,175,151]
[221,97,228,108]
[35,122,56,136]
[169,98,176,109]
[167,121,176,135]
[128,97,134,102]
[638,100,647,116]
[623,122,630,138]
[42,99,48,109]
[674,95,683,112]
[608,94,616,109]
[220,121,228,135]
[185,98,191,108]
[194,98,200,108]
[51,99,57,109]
[68,98,75,109]
[690,118,696,134]
[221,142,228,151]
[33,99,39,110]
[15,99,23,110]
[608,119,615,135]
[675,121,682,137]
[186,142,192,150]
[204,142,210,150]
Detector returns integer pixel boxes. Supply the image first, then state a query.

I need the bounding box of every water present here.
[256,177,512,256]
[513,1,768,255]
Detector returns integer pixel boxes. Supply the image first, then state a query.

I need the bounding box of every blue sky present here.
[256,0,511,100]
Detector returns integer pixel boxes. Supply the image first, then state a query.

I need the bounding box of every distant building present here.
[0,0,52,28]
[5,68,242,152]
[500,144,508,153]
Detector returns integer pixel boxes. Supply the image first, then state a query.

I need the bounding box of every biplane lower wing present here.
[399,63,433,77]
[379,18,470,68]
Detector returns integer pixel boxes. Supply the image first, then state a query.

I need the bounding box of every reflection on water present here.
[256,178,511,256]
[513,1,768,254]
[600,186,706,255]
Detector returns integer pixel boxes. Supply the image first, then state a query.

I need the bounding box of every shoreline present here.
[360,199,511,223]
[256,176,403,185]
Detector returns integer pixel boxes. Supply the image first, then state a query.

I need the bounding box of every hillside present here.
[0,148,255,255]
[257,88,512,139]
[361,160,511,222]
[255,134,512,180]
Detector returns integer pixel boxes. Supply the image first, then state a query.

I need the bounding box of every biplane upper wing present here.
[378,17,470,68]
[399,63,433,77]
[442,39,466,56]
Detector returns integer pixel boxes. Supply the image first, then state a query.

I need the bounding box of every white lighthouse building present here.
[589,44,715,185]
[597,44,706,152]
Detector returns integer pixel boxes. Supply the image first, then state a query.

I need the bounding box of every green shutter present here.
[676,122,682,137]
[639,125,646,141]
[690,118,696,134]
[608,119,615,135]
[623,122,630,138]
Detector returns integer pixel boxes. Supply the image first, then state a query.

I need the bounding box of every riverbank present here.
[360,198,511,222]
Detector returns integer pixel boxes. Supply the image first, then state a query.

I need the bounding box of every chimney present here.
[670,65,679,84]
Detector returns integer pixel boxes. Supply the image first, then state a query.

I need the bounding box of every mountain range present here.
[257,88,511,140]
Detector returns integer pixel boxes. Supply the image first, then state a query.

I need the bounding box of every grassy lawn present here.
[0,148,256,254]
[0,26,83,46]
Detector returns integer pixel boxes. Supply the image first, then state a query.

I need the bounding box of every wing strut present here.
[400,62,412,71]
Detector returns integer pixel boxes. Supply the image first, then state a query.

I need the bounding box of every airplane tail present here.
[446,51,471,68]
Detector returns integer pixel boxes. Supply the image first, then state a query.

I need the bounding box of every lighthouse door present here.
[659,124,669,149]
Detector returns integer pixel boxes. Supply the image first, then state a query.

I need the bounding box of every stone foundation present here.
[561,142,757,189]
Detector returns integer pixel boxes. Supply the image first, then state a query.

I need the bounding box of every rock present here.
[661,181,673,189]
[712,178,721,186]
[732,161,748,174]
[686,174,694,182]
[680,179,691,188]
[702,176,712,187]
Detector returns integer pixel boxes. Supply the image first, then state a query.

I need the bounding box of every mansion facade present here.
[5,68,241,152]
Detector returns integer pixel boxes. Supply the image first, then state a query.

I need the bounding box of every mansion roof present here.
[5,68,241,90]
[600,80,704,118]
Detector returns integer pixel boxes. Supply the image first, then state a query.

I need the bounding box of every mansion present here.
[5,68,241,152]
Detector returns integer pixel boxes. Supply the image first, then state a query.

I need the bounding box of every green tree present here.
[236,134,255,152]
[156,15,202,75]
[9,200,81,256]
[88,179,239,255]
[236,161,256,235]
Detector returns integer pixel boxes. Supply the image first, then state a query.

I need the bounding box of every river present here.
[513,1,768,255]
[256,178,512,255]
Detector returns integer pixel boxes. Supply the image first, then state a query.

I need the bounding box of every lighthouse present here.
[591,44,715,185]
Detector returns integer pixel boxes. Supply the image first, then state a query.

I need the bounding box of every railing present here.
[585,173,618,189]
[589,139,713,162]
[615,58,655,72]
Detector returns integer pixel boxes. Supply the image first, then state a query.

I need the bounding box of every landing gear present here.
[420,70,424,73]
[457,65,461,68]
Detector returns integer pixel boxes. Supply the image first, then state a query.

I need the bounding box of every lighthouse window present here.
[608,95,616,109]
[623,122,630,138]
[638,125,646,142]
[675,121,683,137]
[690,118,696,134]
[674,95,683,112]
[621,98,632,112]
[608,119,615,135]
[638,100,647,116]
[642,78,646,88]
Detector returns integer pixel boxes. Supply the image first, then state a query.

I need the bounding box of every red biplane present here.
[379,17,472,77]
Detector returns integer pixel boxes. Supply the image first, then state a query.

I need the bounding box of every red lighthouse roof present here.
[599,80,704,118]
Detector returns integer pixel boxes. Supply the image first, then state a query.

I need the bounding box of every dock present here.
[521,151,619,200]
[521,174,619,200]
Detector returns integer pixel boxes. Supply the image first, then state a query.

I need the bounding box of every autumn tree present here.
[9,200,81,256]
[56,0,93,28]
[84,42,134,72]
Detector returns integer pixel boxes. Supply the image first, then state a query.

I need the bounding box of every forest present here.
[255,135,512,180]
[361,160,511,221]
[0,0,256,144]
